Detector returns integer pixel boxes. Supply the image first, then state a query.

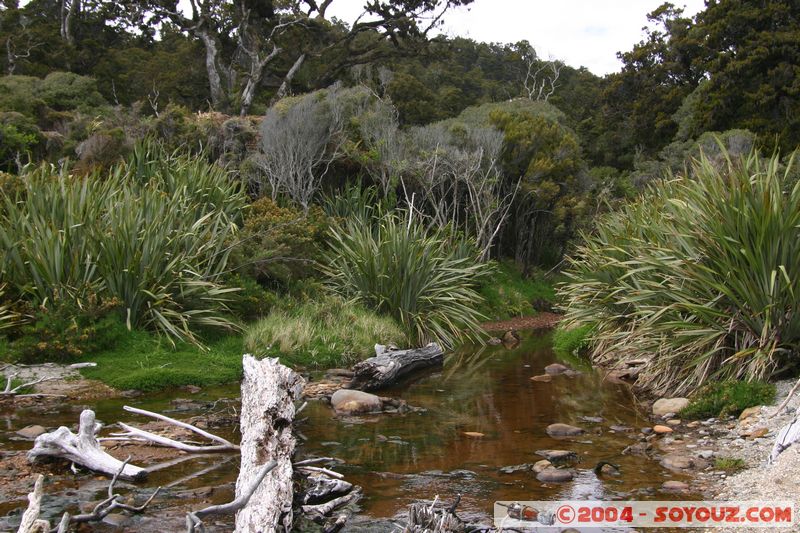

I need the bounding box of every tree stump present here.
[348,343,444,391]
[235,355,305,532]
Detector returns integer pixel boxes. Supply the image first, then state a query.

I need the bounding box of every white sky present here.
[328,0,707,75]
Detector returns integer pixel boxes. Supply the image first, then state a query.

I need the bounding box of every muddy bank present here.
[481,312,561,332]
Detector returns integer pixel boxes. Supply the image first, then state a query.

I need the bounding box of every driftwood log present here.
[235,355,305,532]
[27,410,147,481]
[17,475,49,533]
[348,343,444,391]
[403,496,465,533]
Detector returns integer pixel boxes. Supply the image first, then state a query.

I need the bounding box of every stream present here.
[0,330,696,531]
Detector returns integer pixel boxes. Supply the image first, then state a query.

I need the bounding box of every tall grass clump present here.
[244,296,405,367]
[559,147,800,394]
[322,208,490,349]
[0,142,246,346]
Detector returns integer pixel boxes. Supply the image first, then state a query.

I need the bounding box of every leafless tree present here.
[256,84,347,211]
[522,46,563,102]
[357,96,407,197]
[405,124,518,260]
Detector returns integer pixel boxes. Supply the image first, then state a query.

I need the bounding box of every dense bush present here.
[559,148,800,394]
[322,209,490,349]
[244,296,405,367]
[0,143,246,346]
[477,261,556,320]
[681,381,776,419]
[230,197,329,286]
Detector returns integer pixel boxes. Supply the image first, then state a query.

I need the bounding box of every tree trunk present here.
[347,344,444,391]
[196,28,229,111]
[235,355,305,532]
[273,53,307,104]
[240,47,282,116]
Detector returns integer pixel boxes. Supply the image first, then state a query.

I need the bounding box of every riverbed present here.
[0,331,696,531]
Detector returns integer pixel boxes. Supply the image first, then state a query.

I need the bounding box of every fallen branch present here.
[27,410,147,481]
[186,460,277,532]
[771,377,800,418]
[302,487,362,520]
[2,374,57,396]
[67,457,161,525]
[108,405,239,453]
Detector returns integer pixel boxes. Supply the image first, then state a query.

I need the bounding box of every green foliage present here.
[244,296,405,368]
[0,142,246,347]
[0,114,41,171]
[477,261,555,320]
[552,324,594,359]
[230,197,329,285]
[681,380,776,420]
[79,331,244,391]
[8,301,127,364]
[224,274,277,322]
[38,72,107,112]
[322,209,490,349]
[559,148,800,394]
[0,77,46,117]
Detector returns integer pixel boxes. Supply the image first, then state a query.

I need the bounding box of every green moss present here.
[79,330,244,392]
[714,457,746,472]
[477,261,556,321]
[552,324,594,358]
[244,296,405,368]
[680,380,776,419]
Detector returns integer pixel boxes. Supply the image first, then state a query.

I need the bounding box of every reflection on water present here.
[299,332,692,524]
[0,331,693,530]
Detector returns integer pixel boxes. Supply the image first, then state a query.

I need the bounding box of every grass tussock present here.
[244,296,405,368]
[477,261,556,320]
[552,324,594,358]
[680,380,776,419]
[322,208,490,349]
[559,147,800,394]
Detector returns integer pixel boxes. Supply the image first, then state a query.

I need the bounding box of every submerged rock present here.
[544,363,570,375]
[499,463,533,474]
[652,398,690,416]
[530,374,552,382]
[331,389,382,415]
[536,467,574,482]
[533,459,552,473]
[546,423,585,437]
[662,480,689,491]
[660,454,695,471]
[15,425,46,439]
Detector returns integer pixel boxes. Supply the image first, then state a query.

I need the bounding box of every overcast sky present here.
[329,0,706,75]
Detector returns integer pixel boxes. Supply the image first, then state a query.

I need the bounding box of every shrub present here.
[244,296,405,367]
[230,197,329,285]
[9,301,127,363]
[322,209,490,349]
[552,324,594,358]
[713,457,746,472]
[559,147,800,394]
[0,142,246,347]
[39,72,107,112]
[477,261,556,320]
[224,274,277,322]
[680,380,776,419]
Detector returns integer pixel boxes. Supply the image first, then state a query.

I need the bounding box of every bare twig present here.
[771,377,800,418]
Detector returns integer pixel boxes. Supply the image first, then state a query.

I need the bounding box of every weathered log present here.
[17,475,50,533]
[403,496,465,533]
[27,410,147,481]
[348,343,444,391]
[235,355,305,532]
[301,487,362,521]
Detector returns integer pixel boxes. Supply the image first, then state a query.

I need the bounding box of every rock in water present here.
[535,450,578,464]
[536,467,574,482]
[16,425,46,439]
[532,460,552,473]
[530,374,552,382]
[652,398,690,416]
[544,363,569,375]
[660,454,695,471]
[330,389,382,414]
[546,423,585,437]
[662,480,689,491]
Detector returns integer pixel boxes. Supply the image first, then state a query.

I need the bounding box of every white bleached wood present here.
[235,355,305,532]
[16,474,50,533]
[27,410,146,481]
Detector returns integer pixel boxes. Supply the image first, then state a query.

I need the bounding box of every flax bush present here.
[559,148,800,394]
[322,208,490,349]
[0,142,245,347]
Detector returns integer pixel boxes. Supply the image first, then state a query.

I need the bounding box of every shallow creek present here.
[0,331,696,531]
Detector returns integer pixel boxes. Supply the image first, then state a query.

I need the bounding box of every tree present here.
[123,0,473,115]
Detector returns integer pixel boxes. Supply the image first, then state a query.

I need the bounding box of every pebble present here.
[662,480,689,491]
[661,454,695,471]
[652,397,690,416]
[698,450,714,459]
[653,425,674,434]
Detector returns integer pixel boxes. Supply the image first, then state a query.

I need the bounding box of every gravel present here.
[701,378,800,532]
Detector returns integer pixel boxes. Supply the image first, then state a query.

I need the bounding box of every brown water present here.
[0,331,693,531]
